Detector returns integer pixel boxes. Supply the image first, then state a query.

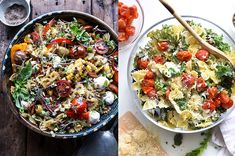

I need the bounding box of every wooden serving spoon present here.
[159,0,235,69]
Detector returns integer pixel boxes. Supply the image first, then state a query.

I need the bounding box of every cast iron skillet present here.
[1,10,118,139]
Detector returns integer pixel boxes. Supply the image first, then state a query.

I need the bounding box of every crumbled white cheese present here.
[89,111,100,124]
[94,76,110,89]
[103,91,116,105]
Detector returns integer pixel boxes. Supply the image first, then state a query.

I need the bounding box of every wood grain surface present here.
[0,0,117,155]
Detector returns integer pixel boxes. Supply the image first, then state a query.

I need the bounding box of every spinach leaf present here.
[70,24,92,45]
[155,80,168,92]
[15,62,32,83]
[175,98,187,110]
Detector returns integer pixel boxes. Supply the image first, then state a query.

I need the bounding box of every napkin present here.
[212,109,235,156]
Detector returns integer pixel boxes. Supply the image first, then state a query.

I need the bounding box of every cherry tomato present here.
[120,5,130,18]
[219,91,230,104]
[66,110,77,119]
[182,73,195,88]
[114,71,118,85]
[118,18,126,31]
[147,89,157,98]
[126,26,135,36]
[71,98,87,114]
[108,83,118,95]
[207,87,218,99]
[118,32,127,42]
[56,80,71,97]
[222,99,233,109]
[195,49,209,61]
[214,97,221,108]
[144,71,155,79]
[176,51,192,62]
[196,77,207,92]
[51,38,74,45]
[137,58,149,69]
[31,31,40,42]
[43,18,56,35]
[142,86,155,95]
[202,100,216,112]
[142,79,155,87]
[79,112,90,120]
[69,45,87,59]
[94,39,109,54]
[157,41,169,51]
[153,56,165,64]
[118,2,123,7]
[129,5,138,18]
[165,88,171,99]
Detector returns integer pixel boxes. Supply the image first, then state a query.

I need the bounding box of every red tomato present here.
[182,73,195,88]
[71,99,87,113]
[196,77,207,92]
[43,18,56,35]
[176,51,192,62]
[118,18,126,31]
[129,5,138,18]
[219,91,230,104]
[153,56,165,64]
[51,38,74,45]
[66,110,77,119]
[142,79,155,87]
[195,49,209,61]
[108,83,118,95]
[147,89,157,98]
[118,32,127,42]
[144,71,155,79]
[214,97,221,108]
[157,41,169,51]
[165,88,171,99]
[120,5,130,18]
[142,86,154,95]
[207,87,218,99]
[202,100,216,112]
[126,26,135,36]
[222,99,233,109]
[137,58,149,69]
[94,39,109,54]
[31,31,40,42]
[79,112,90,120]
[56,80,71,97]
[118,2,123,7]
[69,45,87,59]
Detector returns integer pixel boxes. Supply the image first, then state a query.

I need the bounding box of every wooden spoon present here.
[159,0,235,69]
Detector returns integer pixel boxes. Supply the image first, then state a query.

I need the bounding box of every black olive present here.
[14,50,27,64]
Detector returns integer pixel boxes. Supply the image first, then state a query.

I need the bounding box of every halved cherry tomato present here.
[66,110,77,119]
[214,97,221,108]
[219,91,230,104]
[51,38,74,45]
[118,32,127,42]
[43,18,56,35]
[69,45,87,59]
[157,41,169,51]
[207,87,218,99]
[126,26,135,36]
[176,51,192,62]
[141,86,154,95]
[147,89,157,98]
[56,80,71,98]
[137,58,149,69]
[79,112,90,120]
[202,100,216,112]
[142,79,155,87]
[120,5,130,18]
[182,73,195,88]
[118,18,126,31]
[222,99,233,109]
[71,98,87,114]
[153,56,165,64]
[196,77,207,92]
[195,49,209,61]
[94,39,109,54]
[129,5,138,18]
[118,2,123,7]
[144,71,155,79]
[108,83,118,95]
[165,88,171,100]
[31,31,40,42]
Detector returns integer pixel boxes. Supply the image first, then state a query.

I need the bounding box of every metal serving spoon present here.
[73,118,118,156]
[159,0,235,69]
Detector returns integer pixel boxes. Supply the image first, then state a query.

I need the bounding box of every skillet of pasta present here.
[131,21,235,130]
[9,17,118,134]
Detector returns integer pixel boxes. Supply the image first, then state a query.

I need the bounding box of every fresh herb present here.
[103,33,116,50]
[98,100,105,113]
[185,130,212,156]
[175,98,187,110]
[70,22,92,45]
[174,133,183,146]
[155,80,168,92]
[205,29,230,52]
[181,62,186,72]
[168,68,180,77]
[103,80,109,87]
[192,60,201,76]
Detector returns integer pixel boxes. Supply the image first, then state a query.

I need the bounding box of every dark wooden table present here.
[0,0,117,155]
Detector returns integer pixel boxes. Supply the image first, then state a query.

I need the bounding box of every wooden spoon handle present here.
[159,0,235,69]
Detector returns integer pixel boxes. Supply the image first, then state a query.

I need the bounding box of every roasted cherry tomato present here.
[137,58,149,69]
[141,86,154,95]
[144,71,155,79]
[182,73,195,88]
[142,79,155,87]
[219,91,230,104]
[119,5,130,18]
[108,83,118,95]
[79,112,90,120]
[165,88,171,100]
[214,97,221,108]
[196,77,207,92]
[66,110,77,119]
[221,99,233,109]
[94,39,109,54]
[147,89,157,98]
[56,80,71,98]
[118,32,127,42]
[202,100,216,112]
[71,98,87,114]
[118,18,126,31]
[31,31,40,42]
[51,38,74,45]
[153,56,165,64]
[207,87,218,99]
[195,49,209,61]
[176,51,192,62]
[69,45,87,59]
[126,26,135,36]
[157,41,169,51]
[129,5,138,18]
[43,18,56,35]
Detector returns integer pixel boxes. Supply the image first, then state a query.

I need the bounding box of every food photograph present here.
[0,0,235,156]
